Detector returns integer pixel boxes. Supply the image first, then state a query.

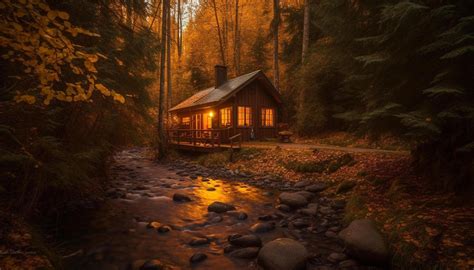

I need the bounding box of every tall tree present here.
[212,0,227,65]
[272,0,280,90]
[233,0,241,74]
[158,0,169,158]
[167,1,172,113]
[177,0,183,61]
[301,0,310,63]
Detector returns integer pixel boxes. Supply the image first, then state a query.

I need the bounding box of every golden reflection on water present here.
[191,177,266,211]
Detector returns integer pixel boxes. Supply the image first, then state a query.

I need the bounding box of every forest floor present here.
[194,145,474,269]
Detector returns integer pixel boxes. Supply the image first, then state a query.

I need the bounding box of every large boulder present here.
[207,202,236,213]
[278,192,308,208]
[258,238,308,270]
[338,219,389,265]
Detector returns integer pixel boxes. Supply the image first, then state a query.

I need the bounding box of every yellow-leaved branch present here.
[0,0,125,105]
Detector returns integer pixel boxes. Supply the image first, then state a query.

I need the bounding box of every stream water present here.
[59,148,345,270]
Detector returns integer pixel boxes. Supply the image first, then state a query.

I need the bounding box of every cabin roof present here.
[169,70,281,112]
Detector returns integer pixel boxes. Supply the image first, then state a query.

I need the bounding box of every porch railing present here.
[167,128,233,148]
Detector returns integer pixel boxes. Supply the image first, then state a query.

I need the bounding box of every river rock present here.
[228,234,262,247]
[189,253,207,263]
[139,259,166,270]
[305,183,327,193]
[189,237,210,246]
[327,252,347,263]
[278,192,308,208]
[208,202,236,213]
[294,180,311,188]
[226,210,248,220]
[298,203,318,216]
[229,247,260,259]
[157,225,171,233]
[172,193,191,202]
[338,219,389,265]
[147,221,161,229]
[250,222,275,233]
[276,204,291,212]
[257,238,308,270]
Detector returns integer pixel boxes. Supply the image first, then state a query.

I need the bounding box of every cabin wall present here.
[217,80,279,141]
[172,80,280,143]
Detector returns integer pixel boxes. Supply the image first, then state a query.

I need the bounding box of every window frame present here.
[261,107,275,127]
[219,107,232,127]
[181,116,191,127]
[237,106,252,127]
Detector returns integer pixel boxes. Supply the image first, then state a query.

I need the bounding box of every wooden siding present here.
[172,79,280,142]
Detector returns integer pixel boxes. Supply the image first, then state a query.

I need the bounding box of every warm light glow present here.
[209,111,214,118]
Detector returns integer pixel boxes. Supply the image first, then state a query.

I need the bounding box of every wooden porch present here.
[167,128,242,152]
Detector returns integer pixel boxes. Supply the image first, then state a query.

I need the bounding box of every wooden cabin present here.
[168,65,283,151]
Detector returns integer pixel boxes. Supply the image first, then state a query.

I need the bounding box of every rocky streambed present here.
[59,148,388,270]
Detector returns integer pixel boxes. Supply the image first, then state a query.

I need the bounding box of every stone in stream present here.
[294,190,315,201]
[226,210,248,220]
[207,201,236,213]
[298,203,318,216]
[172,193,191,202]
[339,259,358,268]
[189,253,207,264]
[229,247,260,259]
[291,219,311,229]
[278,192,308,208]
[157,225,171,233]
[327,252,347,263]
[189,237,210,246]
[228,234,262,247]
[250,222,275,233]
[305,183,328,193]
[275,204,291,212]
[207,187,216,191]
[338,219,389,265]
[146,221,161,229]
[294,180,311,188]
[257,238,308,270]
[137,259,166,270]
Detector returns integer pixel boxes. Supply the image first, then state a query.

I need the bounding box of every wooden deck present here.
[167,128,242,152]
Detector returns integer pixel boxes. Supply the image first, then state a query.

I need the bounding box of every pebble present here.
[189,253,207,263]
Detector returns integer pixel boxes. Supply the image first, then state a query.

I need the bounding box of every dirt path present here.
[243,141,409,155]
[56,148,381,270]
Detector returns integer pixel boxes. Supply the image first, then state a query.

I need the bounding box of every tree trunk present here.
[302,0,310,63]
[212,0,226,66]
[272,0,280,91]
[177,0,182,60]
[233,0,240,75]
[157,0,169,159]
[167,2,172,115]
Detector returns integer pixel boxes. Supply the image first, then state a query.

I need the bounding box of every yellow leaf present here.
[15,95,36,104]
[95,83,111,96]
[12,23,23,32]
[58,11,69,20]
[47,10,57,20]
[113,93,125,104]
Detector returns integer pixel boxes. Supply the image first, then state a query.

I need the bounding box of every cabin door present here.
[203,112,213,130]
[191,114,202,130]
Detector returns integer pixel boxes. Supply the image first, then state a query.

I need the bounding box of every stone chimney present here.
[215,65,227,88]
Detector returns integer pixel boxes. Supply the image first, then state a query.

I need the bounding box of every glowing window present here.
[238,106,252,127]
[181,117,190,126]
[220,107,232,127]
[261,108,274,127]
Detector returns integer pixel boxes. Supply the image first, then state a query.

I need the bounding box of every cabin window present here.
[238,106,252,127]
[220,107,232,127]
[181,117,190,127]
[261,108,274,127]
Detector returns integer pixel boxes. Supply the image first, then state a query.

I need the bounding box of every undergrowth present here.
[283,153,356,173]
